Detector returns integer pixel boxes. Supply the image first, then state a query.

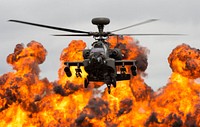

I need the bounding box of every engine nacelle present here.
[83,49,91,59]
[109,48,123,60]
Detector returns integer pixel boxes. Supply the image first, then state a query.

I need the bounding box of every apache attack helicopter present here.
[9,17,183,93]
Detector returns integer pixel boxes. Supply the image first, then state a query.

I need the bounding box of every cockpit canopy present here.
[93,41,104,48]
[91,41,107,56]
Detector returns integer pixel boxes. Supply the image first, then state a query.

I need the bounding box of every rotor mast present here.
[91,17,110,40]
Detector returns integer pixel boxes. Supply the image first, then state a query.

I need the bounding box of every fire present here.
[168,44,200,79]
[0,37,200,126]
[58,40,88,85]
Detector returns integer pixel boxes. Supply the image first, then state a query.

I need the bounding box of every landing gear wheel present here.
[107,84,111,94]
[112,79,116,88]
[84,78,89,88]
[108,88,111,94]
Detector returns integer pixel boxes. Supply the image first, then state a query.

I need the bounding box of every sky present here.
[0,0,200,90]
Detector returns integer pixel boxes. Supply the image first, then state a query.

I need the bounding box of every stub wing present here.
[64,59,136,67]
[115,60,136,66]
[64,61,84,77]
[115,60,137,81]
[64,61,84,67]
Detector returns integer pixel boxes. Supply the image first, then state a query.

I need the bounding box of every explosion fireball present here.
[0,36,200,127]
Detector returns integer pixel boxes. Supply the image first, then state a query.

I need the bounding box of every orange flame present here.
[168,43,200,79]
[0,37,200,126]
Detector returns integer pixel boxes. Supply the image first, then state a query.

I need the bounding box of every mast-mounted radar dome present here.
[92,17,110,26]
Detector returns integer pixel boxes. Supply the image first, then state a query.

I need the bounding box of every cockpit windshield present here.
[90,41,107,56]
[93,41,103,48]
[91,48,104,53]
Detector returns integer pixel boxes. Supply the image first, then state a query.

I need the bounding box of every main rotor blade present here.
[52,34,92,36]
[9,20,90,34]
[115,34,187,36]
[111,19,159,33]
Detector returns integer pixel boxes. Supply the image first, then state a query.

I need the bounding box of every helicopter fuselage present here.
[63,39,137,94]
[9,17,141,94]
[83,40,117,85]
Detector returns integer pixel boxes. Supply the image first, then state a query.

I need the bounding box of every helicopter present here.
[9,17,184,93]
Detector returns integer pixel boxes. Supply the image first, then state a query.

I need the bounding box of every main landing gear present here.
[107,81,116,94]
[84,76,89,88]
[84,75,116,94]
[105,75,116,94]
